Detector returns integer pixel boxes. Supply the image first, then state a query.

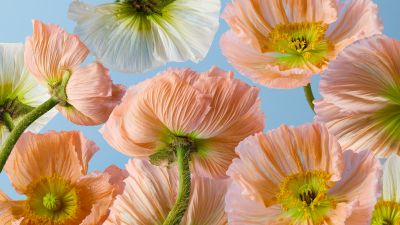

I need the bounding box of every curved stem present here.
[304,83,316,114]
[0,97,59,172]
[3,112,14,132]
[163,146,191,225]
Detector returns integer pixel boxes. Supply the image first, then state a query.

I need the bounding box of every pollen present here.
[277,170,336,224]
[266,22,334,70]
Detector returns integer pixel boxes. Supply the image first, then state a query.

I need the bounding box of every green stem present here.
[2,112,14,132]
[0,97,59,172]
[304,83,316,114]
[163,146,191,225]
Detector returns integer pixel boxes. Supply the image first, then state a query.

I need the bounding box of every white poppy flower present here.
[0,43,57,145]
[68,0,221,73]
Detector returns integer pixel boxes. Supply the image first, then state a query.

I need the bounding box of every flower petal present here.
[69,0,220,73]
[328,150,381,225]
[227,123,344,206]
[24,20,88,83]
[4,131,98,193]
[220,31,313,89]
[327,0,383,55]
[65,62,125,125]
[382,154,400,202]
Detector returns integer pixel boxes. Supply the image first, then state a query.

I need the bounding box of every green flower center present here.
[372,200,400,225]
[266,22,333,70]
[25,175,79,224]
[277,170,336,223]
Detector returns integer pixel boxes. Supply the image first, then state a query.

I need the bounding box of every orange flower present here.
[226,123,381,224]
[25,20,125,125]
[315,35,400,157]
[101,67,264,179]
[0,131,127,225]
[220,0,382,89]
[105,159,229,225]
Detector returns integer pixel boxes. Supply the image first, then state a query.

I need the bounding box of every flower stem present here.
[0,97,59,172]
[304,83,315,114]
[163,146,191,225]
[2,112,14,132]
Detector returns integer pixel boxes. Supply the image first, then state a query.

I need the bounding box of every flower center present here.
[372,200,400,225]
[277,170,335,223]
[24,175,79,224]
[266,22,333,70]
[118,0,175,16]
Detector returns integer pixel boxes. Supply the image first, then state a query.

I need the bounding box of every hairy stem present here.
[0,97,59,172]
[2,112,14,132]
[163,146,191,225]
[304,83,315,114]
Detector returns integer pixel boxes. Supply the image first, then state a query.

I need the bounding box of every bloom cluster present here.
[0,0,399,224]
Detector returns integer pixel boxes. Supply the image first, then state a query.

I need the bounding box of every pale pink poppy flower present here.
[220,0,383,89]
[315,35,400,157]
[0,131,127,225]
[226,123,381,224]
[25,20,125,125]
[101,67,264,179]
[105,159,228,225]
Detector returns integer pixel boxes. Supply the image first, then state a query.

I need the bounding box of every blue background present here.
[0,0,399,199]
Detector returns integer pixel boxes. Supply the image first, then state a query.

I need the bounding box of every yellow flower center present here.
[266,22,333,70]
[372,200,400,225]
[24,175,79,225]
[277,170,336,224]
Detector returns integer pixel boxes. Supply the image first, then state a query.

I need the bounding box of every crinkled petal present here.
[105,159,178,225]
[222,0,337,51]
[328,150,381,225]
[225,183,288,225]
[24,20,88,83]
[4,131,98,193]
[220,31,313,89]
[65,62,125,125]
[227,123,344,206]
[327,0,383,55]
[68,0,220,73]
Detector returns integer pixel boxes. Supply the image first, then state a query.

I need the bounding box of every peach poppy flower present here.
[371,154,400,224]
[0,131,127,225]
[315,35,400,157]
[220,0,383,89]
[101,67,264,179]
[105,159,228,225]
[226,123,381,224]
[24,20,125,125]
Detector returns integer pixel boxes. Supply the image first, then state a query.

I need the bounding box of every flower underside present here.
[372,200,400,225]
[22,175,80,225]
[277,170,336,224]
[116,0,175,17]
[266,22,333,70]
[149,133,200,166]
[373,85,400,149]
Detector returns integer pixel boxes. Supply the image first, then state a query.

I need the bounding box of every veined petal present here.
[24,20,88,84]
[68,0,220,73]
[327,0,383,55]
[220,31,313,89]
[65,62,125,125]
[382,154,400,202]
[4,131,98,193]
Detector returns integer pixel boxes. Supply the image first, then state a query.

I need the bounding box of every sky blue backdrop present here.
[0,0,399,199]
